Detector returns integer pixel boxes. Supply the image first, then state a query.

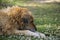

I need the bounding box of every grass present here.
[0,35,59,40]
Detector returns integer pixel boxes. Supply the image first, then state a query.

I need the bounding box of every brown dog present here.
[0,6,46,38]
[0,6,37,35]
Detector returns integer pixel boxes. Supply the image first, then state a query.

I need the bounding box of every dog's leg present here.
[35,32,46,39]
[14,30,40,38]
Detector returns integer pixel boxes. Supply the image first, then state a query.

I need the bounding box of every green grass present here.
[25,3,60,40]
[30,4,60,38]
[29,4,60,25]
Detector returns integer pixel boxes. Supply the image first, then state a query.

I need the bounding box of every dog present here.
[0,6,46,38]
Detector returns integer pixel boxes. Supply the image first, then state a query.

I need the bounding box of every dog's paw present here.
[34,32,46,39]
[25,30,40,38]
[32,32,40,38]
[39,33,46,38]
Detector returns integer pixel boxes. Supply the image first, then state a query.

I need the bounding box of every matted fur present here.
[0,6,37,35]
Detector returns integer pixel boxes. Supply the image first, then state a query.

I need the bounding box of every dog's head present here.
[8,6,37,32]
[20,8,37,32]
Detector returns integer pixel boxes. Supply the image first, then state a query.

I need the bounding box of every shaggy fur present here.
[0,6,46,38]
[0,6,37,35]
